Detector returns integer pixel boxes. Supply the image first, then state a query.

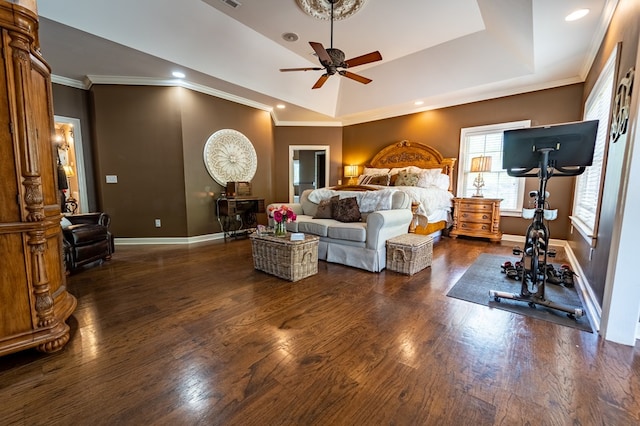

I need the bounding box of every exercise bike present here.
[488,120,599,319]
[489,148,583,319]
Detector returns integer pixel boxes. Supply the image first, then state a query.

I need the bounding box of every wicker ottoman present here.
[386,234,433,275]
[250,233,319,281]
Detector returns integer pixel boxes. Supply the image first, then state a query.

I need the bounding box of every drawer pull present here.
[483,214,488,219]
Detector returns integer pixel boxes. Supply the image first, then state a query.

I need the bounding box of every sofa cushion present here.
[327,222,366,242]
[333,197,362,223]
[298,218,332,237]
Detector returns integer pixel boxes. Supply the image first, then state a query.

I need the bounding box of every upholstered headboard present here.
[367,140,457,192]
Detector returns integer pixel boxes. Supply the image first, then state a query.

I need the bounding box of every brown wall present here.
[90,85,187,238]
[179,89,274,235]
[273,126,343,203]
[51,84,98,211]
[89,85,276,238]
[343,84,585,238]
[570,0,640,307]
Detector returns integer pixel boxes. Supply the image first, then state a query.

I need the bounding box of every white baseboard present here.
[114,232,226,246]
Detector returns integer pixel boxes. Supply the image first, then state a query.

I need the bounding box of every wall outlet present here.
[154,219,161,227]
[337,179,342,185]
[105,175,118,184]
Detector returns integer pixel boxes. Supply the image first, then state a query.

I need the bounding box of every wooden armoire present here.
[0,0,76,356]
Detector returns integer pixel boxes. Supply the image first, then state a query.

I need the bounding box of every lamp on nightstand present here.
[470,156,492,197]
[343,165,359,185]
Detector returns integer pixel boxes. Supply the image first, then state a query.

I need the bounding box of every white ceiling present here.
[36,0,617,126]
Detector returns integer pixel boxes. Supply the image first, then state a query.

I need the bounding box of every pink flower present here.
[271,205,296,223]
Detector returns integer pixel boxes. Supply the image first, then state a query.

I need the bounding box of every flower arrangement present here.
[268,205,297,237]
[269,204,297,223]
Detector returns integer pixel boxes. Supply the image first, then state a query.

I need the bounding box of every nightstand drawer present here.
[459,211,492,223]
[458,221,492,232]
[459,201,493,212]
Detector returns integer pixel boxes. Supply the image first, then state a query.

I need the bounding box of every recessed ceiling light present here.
[282,32,299,42]
[414,100,424,106]
[565,9,589,21]
[172,71,186,78]
[276,104,286,109]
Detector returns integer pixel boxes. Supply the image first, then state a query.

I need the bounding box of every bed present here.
[356,140,457,237]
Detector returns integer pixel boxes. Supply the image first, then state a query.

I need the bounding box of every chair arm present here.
[65,213,103,226]
[365,209,413,250]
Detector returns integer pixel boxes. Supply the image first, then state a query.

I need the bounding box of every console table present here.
[216,196,265,239]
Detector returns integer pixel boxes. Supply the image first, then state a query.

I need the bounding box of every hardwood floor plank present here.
[1,237,639,425]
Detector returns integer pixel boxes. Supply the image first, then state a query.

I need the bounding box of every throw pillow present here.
[395,171,420,186]
[360,174,390,186]
[314,196,335,219]
[333,197,362,222]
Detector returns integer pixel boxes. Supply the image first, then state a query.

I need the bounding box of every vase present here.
[275,221,287,237]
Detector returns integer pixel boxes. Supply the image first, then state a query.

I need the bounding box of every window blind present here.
[459,121,529,212]
[573,47,616,236]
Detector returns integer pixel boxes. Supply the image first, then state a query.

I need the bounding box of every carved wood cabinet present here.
[0,1,76,356]
[450,197,503,243]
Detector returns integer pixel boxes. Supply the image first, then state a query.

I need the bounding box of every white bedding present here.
[309,185,453,218]
[387,185,454,216]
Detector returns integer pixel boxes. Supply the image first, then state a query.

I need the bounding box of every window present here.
[458,121,530,214]
[571,46,617,244]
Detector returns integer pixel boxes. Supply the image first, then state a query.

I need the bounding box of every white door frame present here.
[288,145,330,203]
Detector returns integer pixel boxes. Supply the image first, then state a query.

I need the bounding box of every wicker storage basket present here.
[386,234,433,275]
[250,233,319,281]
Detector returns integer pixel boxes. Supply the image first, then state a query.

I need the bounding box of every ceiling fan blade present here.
[340,71,372,85]
[312,74,330,89]
[309,41,332,65]
[344,51,382,68]
[280,67,324,72]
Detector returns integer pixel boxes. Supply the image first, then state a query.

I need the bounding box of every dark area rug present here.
[447,253,593,333]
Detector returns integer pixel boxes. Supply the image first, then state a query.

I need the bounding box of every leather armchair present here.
[62,212,114,272]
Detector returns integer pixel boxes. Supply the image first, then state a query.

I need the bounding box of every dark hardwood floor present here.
[2,236,639,425]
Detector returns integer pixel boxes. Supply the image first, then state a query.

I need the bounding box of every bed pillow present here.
[362,167,390,175]
[333,197,362,222]
[394,171,420,186]
[314,195,339,219]
[417,169,450,190]
[359,174,390,186]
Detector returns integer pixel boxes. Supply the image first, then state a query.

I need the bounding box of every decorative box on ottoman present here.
[386,234,433,275]
[250,233,319,281]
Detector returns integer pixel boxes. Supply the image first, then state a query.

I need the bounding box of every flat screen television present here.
[502,120,599,175]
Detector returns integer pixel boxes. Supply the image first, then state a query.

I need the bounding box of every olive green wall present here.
[342,84,585,238]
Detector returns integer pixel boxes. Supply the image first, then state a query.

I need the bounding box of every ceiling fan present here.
[280,0,382,89]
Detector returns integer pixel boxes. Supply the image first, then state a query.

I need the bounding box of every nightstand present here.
[450,197,502,242]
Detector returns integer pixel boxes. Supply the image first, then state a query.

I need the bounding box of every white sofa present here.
[268,188,413,272]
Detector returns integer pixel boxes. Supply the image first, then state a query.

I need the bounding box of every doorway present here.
[54,116,88,214]
[289,145,330,202]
